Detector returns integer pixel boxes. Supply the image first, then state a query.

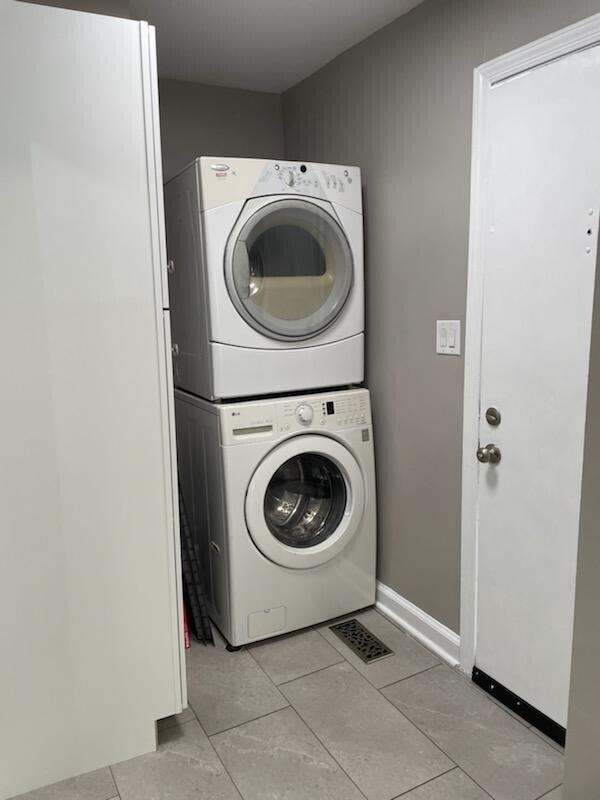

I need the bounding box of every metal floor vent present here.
[329,618,393,663]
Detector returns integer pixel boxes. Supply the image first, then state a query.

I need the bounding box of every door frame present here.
[460,11,600,674]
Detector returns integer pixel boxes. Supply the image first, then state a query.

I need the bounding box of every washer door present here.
[245,435,365,569]
[225,198,354,341]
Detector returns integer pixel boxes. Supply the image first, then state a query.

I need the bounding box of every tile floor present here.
[14,609,564,800]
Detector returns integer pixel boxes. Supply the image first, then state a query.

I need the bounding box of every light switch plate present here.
[436,320,461,355]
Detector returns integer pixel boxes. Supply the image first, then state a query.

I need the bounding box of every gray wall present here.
[563,258,600,798]
[283,0,600,631]
[159,79,284,181]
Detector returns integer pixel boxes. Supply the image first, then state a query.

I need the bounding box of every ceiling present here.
[129,0,425,93]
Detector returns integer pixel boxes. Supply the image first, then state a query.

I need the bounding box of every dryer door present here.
[245,435,365,569]
[225,198,354,341]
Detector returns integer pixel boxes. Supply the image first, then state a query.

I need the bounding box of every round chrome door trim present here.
[245,434,366,569]
[224,196,354,342]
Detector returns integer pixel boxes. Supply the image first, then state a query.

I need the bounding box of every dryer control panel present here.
[220,389,371,445]
[197,157,362,214]
[256,161,361,211]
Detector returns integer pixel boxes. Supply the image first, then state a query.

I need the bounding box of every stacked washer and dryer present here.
[165,157,376,648]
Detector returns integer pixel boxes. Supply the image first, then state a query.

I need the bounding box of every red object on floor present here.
[183,603,191,649]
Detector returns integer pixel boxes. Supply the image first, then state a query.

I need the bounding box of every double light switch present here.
[436,320,461,355]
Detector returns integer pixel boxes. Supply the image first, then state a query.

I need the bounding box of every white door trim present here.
[460,10,600,674]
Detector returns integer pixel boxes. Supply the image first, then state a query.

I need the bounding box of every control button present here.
[295,404,313,425]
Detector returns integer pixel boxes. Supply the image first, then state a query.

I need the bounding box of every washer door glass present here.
[226,199,353,340]
[264,453,347,548]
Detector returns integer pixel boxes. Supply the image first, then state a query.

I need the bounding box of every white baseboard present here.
[376,580,461,667]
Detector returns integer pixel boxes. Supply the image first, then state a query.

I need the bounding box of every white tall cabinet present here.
[0,2,185,797]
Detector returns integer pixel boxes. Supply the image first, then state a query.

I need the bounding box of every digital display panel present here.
[326,401,335,415]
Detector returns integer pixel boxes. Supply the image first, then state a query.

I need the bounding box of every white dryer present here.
[175,388,376,646]
[165,157,364,400]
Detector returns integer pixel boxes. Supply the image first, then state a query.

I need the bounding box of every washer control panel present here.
[295,403,314,425]
[220,389,371,445]
[277,390,370,435]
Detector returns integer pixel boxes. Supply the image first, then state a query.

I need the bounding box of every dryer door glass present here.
[263,453,347,547]
[227,199,353,340]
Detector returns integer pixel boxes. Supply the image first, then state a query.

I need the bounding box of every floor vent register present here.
[329,618,393,663]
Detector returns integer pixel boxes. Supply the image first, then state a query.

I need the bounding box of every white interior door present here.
[1,3,184,797]
[473,44,600,729]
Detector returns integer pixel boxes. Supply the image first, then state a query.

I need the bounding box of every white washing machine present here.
[165,157,364,400]
[175,387,376,646]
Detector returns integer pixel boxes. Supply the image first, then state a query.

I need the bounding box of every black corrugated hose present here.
[178,482,214,645]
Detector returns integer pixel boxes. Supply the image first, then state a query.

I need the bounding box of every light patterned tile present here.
[383,666,563,800]
[539,788,562,800]
[186,632,288,734]
[393,768,489,798]
[212,706,365,799]
[10,768,116,800]
[281,661,451,800]
[111,719,240,800]
[250,629,343,684]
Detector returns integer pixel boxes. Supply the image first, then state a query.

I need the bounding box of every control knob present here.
[295,404,313,425]
[283,169,294,187]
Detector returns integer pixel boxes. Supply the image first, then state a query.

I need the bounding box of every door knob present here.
[477,443,501,464]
